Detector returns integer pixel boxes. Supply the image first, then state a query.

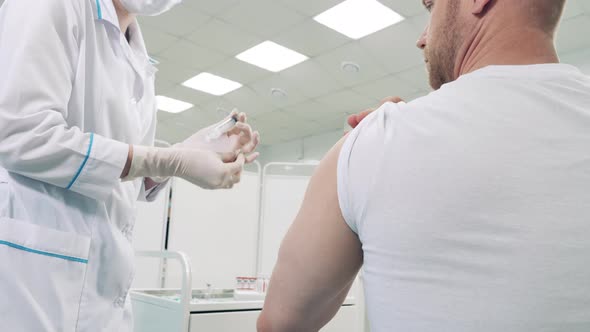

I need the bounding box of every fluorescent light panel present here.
[182,72,243,96]
[314,0,405,40]
[156,95,193,114]
[236,41,309,72]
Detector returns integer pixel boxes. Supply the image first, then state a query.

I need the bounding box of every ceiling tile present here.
[253,110,341,145]
[314,112,347,132]
[162,85,217,107]
[560,48,590,74]
[219,0,307,39]
[563,0,585,19]
[140,24,181,55]
[164,106,224,133]
[359,18,424,74]
[380,0,428,18]
[279,128,315,142]
[252,110,292,130]
[556,15,590,54]
[191,87,277,119]
[273,19,351,57]
[249,74,310,108]
[183,0,240,16]
[251,111,294,144]
[223,87,277,117]
[408,12,430,31]
[154,60,195,85]
[154,78,176,95]
[138,4,210,37]
[277,114,325,139]
[315,89,376,114]
[207,58,272,85]
[185,18,262,56]
[156,119,194,144]
[352,74,421,102]
[199,98,240,118]
[279,60,346,99]
[397,65,432,92]
[199,97,247,119]
[314,42,389,87]
[276,0,343,17]
[156,109,176,123]
[283,100,336,121]
[157,40,229,70]
[405,89,431,102]
[255,126,285,145]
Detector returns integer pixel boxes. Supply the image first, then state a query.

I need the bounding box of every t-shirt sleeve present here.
[337,103,405,236]
[337,126,361,234]
[337,102,403,236]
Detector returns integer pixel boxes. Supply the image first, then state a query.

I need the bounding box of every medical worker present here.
[0,0,259,330]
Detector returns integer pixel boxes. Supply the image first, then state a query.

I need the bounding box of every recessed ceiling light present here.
[156,95,193,114]
[182,72,243,96]
[314,0,405,40]
[341,61,361,73]
[236,41,309,72]
[270,88,288,99]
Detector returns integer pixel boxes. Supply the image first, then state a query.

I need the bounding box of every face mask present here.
[118,0,182,16]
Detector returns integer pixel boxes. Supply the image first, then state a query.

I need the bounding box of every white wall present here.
[165,173,260,290]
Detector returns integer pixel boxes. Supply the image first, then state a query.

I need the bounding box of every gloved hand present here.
[135,110,261,188]
[178,110,260,163]
[124,145,246,189]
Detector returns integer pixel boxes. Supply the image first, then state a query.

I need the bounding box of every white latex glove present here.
[124,146,245,189]
[178,111,260,163]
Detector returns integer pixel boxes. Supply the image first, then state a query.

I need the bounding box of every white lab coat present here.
[0,0,162,330]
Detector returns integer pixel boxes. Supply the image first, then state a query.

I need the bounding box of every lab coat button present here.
[114,296,126,308]
[121,225,133,241]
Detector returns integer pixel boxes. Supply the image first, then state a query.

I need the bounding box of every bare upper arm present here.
[258,136,363,332]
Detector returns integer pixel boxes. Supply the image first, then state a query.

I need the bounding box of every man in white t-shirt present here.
[258,0,590,331]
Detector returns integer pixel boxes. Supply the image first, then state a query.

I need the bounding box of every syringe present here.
[206,113,239,141]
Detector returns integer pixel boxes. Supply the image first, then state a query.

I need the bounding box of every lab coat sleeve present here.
[0,0,129,202]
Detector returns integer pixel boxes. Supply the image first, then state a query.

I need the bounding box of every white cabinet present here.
[132,288,359,332]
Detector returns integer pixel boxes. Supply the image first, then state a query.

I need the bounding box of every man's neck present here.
[454,19,559,79]
[112,0,135,37]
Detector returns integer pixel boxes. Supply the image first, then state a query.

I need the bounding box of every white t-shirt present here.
[338,64,590,331]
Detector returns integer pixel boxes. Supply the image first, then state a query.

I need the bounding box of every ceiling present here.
[142,0,590,146]
[1,0,589,146]
[144,0,435,145]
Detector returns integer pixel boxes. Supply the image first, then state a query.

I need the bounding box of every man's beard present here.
[425,0,462,90]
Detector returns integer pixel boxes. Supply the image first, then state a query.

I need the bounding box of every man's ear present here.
[472,0,492,15]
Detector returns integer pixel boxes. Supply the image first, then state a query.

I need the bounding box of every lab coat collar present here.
[94,0,120,31]
[94,0,158,100]
[94,0,156,72]
[127,21,158,75]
